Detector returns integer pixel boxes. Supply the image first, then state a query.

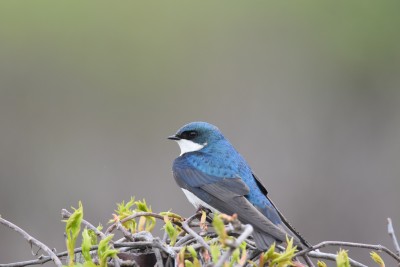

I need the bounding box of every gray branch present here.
[308,251,367,267]
[214,224,253,267]
[295,240,400,265]
[3,208,400,267]
[388,218,400,256]
[181,213,211,252]
[0,216,62,267]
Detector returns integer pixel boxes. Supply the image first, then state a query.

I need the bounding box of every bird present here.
[168,121,309,250]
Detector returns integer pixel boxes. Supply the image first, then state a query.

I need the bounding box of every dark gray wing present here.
[173,166,290,244]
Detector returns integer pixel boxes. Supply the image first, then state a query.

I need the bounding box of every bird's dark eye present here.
[181,130,198,140]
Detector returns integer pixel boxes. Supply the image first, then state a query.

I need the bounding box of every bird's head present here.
[168,122,224,155]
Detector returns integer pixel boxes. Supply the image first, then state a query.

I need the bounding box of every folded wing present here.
[173,164,296,248]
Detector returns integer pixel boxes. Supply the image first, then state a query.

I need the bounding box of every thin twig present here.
[0,258,50,267]
[103,259,137,267]
[0,216,62,267]
[214,224,253,267]
[180,237,197,247]
[116,240,176,258]
[117,231,153,243]
[181,213,211,251]
[308,251,367,267]
[4,208,399,267]
[153,248,164,267]
[0,245,100,267]
[303,254,315,267]
[295,240,400,263]
[388,218,400,256]
[112,257,121,267]
[116,221,135,241]
[174,234,194,246]
[165,256,173,267]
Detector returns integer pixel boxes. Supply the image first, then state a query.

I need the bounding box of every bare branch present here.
[0,258,51,267]
[302,254,315,267]
[116,221,135,242]
[115,240,176,258]
[308,251,367,267]
[0,216,62,267]
[174,234,194,246]
[388,218,400,256]
[295,240,400,264]
[181,213,211,252]
[3,207,400,267]
[0,245,101,267]
[153,247,164,267]
[214,224,253,267]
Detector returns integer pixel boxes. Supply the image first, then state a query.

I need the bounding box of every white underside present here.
[176,139,205,155]
[181,189,219,213]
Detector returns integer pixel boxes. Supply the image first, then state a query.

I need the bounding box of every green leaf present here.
[117,197,136,214]
[260,238,298,267]
[113,197,135,220]
[212,215,227,244]
[187,246,201,267]
[87,229,98,247]
[271,237,297,267]
[238,242,247,266]
[65,201,83,266]
[187,245,197,259]
[135,199,156,232]
[111,197,137,232]
[185,260,194,267]
[230,247,240,266]
[177,247,186,266]
[370,251,385,267]
[262,242,277,263]
[98,235,118,267]
[317,260,328,267]
[81,229,93,263]
[163,216,178,246]
[336,249,350,267]
[135,199,150,212]
[210,244,221,264]
[125,219,137,233]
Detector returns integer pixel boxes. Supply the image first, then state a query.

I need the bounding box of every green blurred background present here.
[1,1,400,265]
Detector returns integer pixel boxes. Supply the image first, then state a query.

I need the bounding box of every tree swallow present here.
[168,122,309,250]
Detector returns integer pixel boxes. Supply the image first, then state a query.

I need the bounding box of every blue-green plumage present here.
[168,122,309,250]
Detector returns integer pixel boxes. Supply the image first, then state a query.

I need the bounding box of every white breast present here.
[176,139,205,155]
[181,189,219,213]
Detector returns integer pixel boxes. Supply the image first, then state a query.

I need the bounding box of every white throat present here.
[176,139,205,155]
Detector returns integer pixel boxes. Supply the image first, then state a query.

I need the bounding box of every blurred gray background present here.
[1,1,400,266]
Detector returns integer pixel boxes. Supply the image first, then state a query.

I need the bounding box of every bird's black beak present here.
[167,134,181,140]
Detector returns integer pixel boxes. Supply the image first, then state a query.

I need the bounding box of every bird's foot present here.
[196,205,212,215]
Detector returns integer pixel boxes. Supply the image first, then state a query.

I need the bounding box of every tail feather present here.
[252,230,275,251]
[252,173,311,249]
